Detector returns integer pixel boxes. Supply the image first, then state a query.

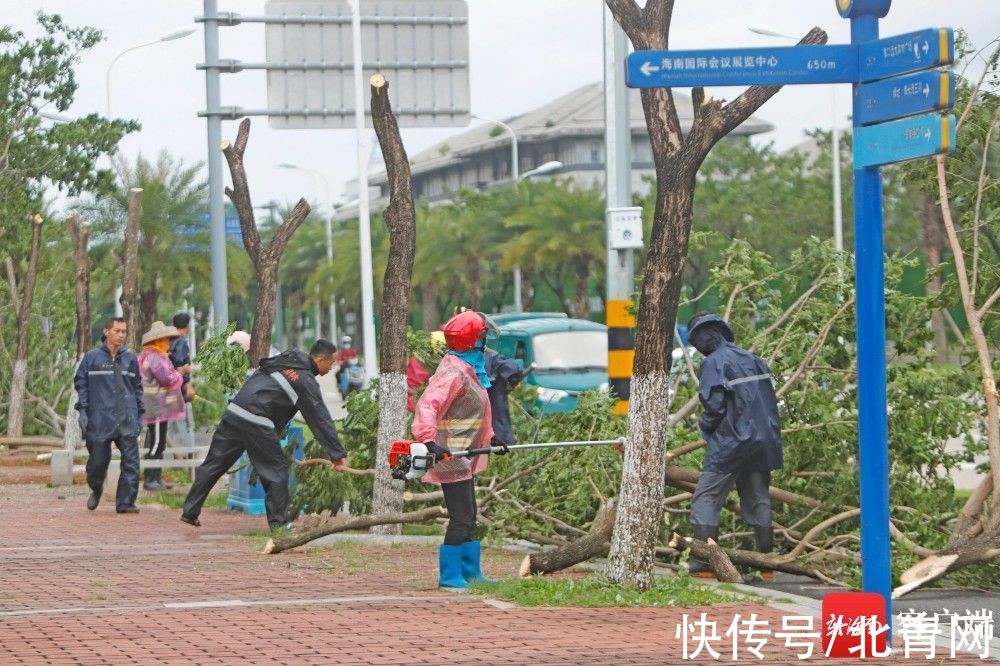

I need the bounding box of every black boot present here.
[754,525,775,580]
[689,524,718,578]
[155,468,174,490]
[143,467,162,491]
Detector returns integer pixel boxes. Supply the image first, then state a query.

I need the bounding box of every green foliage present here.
[0,12,136,213]
[192,323,248,425]
[473,573,743,608]
[290,382,379,517]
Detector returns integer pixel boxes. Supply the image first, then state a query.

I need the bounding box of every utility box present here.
[607,206,644,250]
[227,425,305,515]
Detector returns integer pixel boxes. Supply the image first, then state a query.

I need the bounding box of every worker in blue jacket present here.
[484,349,524,448]
[73,317,144,514]
[686,313,783,578]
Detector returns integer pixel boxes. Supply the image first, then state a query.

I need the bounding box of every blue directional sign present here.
[626,45,857,88]
[859,27,953,82]
[857,71,954,125]
[854,112,955,168]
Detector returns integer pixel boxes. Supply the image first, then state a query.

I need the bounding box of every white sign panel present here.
[265,0,469,129]
[608,206,644,250]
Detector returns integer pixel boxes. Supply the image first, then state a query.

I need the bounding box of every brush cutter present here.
[388,437,626,481]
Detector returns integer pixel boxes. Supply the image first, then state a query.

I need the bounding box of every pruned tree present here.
[64,212,90,450]
[4,213,44,437]
[602,0,827,589]
[120,187,142,352]
[222,118,311,367]
[368,73,418,533]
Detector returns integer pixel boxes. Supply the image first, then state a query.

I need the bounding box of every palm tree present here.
[504,180,606,319]
[77,152,251,331]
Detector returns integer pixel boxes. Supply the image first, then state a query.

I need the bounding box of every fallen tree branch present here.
[777,508,859,563]
[671,533,840,584]
[894,524,1000,599]
[519,499,617,577]
[669,533,742,583]
[294,458,375,477]
[264,506,445,554]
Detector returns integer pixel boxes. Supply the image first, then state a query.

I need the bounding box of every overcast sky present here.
[12,1,999,215]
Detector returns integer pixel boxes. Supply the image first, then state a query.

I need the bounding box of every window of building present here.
[591,142,601,163]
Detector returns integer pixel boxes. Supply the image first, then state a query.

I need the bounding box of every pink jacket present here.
[411,353,493,485]
[138,348,185,425]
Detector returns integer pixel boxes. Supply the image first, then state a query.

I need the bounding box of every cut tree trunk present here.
[4,213,44,437]
[573,259,591,319]
[369,73,418,535]
[121,188,142,352]
[520,499,617,576]
[520,267,535,312]
[894,523,1000,598]
[421,284,439,331]
[920,193,948,357]
[221,118,311,367]
[603,0,827,590]
[67,214,91,356]
[263,506,445,554]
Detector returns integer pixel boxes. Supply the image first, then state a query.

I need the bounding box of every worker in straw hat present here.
[138,321,186,491]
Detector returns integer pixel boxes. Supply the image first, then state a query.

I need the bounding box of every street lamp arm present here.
[473,113,518,180]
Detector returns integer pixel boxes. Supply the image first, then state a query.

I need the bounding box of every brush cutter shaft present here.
[456,438,625,458]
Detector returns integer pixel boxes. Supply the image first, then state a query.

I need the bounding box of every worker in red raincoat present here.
[411,310,502,589]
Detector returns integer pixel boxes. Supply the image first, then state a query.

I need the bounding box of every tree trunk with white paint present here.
[5,214,44,437]
[369,73,418,534]
[603,0,826,590]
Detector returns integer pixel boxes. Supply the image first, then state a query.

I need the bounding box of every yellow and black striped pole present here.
[607,299,635,415]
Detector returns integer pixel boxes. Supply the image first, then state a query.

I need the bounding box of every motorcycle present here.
[339,357,366,398]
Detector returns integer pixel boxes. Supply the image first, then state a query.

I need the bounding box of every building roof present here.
[369,82,775,185]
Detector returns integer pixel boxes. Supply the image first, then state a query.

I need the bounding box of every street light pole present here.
[276,161,339,343]
[350,0,378,381]
[472,113,522,312]
[748,24,844,252]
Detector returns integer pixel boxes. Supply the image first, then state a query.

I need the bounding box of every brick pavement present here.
[0,483,989,664]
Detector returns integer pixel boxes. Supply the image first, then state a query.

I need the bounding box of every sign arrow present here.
[640,61,660,76]
[860,27,953,82]
[856,71,954,126]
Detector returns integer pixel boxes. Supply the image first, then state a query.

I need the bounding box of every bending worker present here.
[686,313,783,579]
[181,340,347,531]
[412,310,501,589]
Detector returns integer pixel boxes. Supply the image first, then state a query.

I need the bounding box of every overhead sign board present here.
[858,27,953,82]
[265,0,469,129]
[626,45,858,88]
[854,112,955,168]
[857,71,954,125]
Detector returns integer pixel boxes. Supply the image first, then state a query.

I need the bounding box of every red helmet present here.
[441,311,489,351]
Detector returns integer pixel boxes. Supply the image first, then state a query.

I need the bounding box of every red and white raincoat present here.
[411,353,494,485]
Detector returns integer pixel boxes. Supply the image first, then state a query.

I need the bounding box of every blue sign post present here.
[623,0,957,625]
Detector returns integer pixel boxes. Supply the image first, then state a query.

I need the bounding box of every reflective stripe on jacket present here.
[74,344,143,441]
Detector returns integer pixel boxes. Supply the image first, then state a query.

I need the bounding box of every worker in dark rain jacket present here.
[74,317,144,514]
[686,313,783,579]
[181,339,348,531]
[484,349,524,447]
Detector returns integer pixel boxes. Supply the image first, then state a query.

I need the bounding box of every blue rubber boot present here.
[438,544,468,589]
[460,540,499,584]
